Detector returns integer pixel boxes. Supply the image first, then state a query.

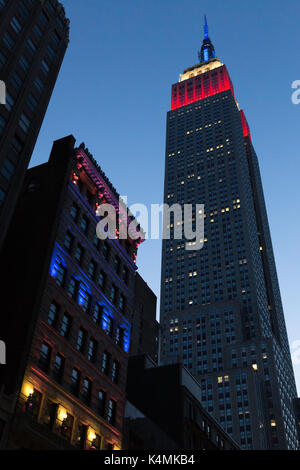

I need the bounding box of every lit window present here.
[47,301,59,327]
[60,314,72,338]
[107,399,116,426]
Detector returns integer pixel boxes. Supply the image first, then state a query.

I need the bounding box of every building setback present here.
[0,0,69,249]
[126,355,240,450]
[0,135,145,449]
[159,18,299,449]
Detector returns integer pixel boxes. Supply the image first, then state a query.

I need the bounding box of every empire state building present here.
[159,17,298,450]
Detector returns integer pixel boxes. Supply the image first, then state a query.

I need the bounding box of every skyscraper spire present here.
[198,15,216,63]
[204,14,209,39]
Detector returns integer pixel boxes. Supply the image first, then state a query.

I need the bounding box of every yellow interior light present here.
[22,381,34,398]
[58,405,68,422]
[88,427,96,442]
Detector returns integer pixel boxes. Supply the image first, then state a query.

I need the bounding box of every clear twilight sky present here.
[30,0,300,392]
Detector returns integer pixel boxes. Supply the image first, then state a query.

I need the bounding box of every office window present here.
[111,361,119,384]
[119,294,126,312]
[110,285,117,304]
[98,270,106,289]
[33,24,42,40]
[80,290,91,313]
[51,30,61,47]
[18,1,29,19]
[60,313,72,339]
[70,202,79,220]
[80,216,89,234]
[4,92,15,113]
[102,243,109,260]
[93,234,101,249]
[33,76,44,93]
[68,277,79,300]
[87,338,97,362]
[93,303,103,325]
[10,16,22,34]
[46,44,55,61]
[101,351,110,375]
[105,315,114,337]
[53,353,64,382]
[76,327,86,353]
[39,342,51,372]
[82,378,92,405]
[0,159,15,181]
[64,231,74,252]
[60,411,74,440]
[76,423,87,450]
[90,433,100,452]
[40,59,50,75]
[39,10,49,27]
[75,244,84,264]
[45,0,55,14]
[26,38,37,55]
[122,266,129,284]
[114,256,120,273]
[56,264,66,287]
[47,301,59,327]
[19,113,31,133]
[115,326,124,349]
[71,368,81,396]
[44,399,57,428]
[88,260,96,279]
[19,55,29,72]
[26,93,38,112]
[2,32,15,49]
[98,390,106,417]
[0,0,6,11]
[107,399,116,426]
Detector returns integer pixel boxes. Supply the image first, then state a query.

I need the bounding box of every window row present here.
[39,341,118,427]
[20,383,117,449]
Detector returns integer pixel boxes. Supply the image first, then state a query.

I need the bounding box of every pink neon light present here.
[240,110,251,141]
[171,65,234,110]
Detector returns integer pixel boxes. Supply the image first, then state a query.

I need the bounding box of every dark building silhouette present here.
[160,18,298,449]
[126,355,240,450]
[0,135,145,449]
[131,273,159,363]
[123,401,179,450]
[0,0,69,249]
[293,398,300,447]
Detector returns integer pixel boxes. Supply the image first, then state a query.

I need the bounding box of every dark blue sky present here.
[30,0,300,391]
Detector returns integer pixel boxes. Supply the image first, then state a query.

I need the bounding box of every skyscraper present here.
[0,0,69,249]
[160,17,298,450]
